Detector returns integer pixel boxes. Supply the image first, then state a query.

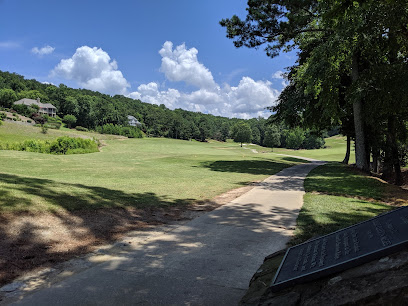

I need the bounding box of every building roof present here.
[14,98,56,109]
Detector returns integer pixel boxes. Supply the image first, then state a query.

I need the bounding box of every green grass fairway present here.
[273,135,355,162]
[0,123,307,212]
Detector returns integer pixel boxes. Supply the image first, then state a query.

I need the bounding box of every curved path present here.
[11,158,325,306]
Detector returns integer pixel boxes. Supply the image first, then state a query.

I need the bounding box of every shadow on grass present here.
[290,199,392,246]
[200,159,292,176]
[0,173,192,211]
[280,156,310,163]
[0,173,195,287]
[304,162,408,202]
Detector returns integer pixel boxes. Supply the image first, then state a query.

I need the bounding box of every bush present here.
[75,126,88,132]
[63,114,77,128]
[0,137,99,155]
[48,136,98,154]
[27,119,32,123]
[95,123,143,138]
[285,128,306,150]
[43,116,62,129]
[44,122,61,129]
[31,113,46,125]
[302,134,325,149]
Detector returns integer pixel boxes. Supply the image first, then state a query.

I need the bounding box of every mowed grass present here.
[0,123,306,212]
[273,135,355,162]
[290,163,407,245]
[0,121,121,143]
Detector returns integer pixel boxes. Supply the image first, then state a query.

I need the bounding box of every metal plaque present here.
[271,206,408,292]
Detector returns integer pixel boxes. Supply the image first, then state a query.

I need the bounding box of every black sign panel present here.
[271,206,408,292]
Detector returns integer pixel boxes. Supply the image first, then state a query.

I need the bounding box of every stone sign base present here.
[240,249,408,306]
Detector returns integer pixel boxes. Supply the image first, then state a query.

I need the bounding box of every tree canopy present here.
[221,0,408,184]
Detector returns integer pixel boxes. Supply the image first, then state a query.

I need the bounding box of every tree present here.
[232,122,252,147]
[221,0,408,180]
[285,128,306,150]
[263,125,281,149]
[63,114,77,129]
[0,88,17,108]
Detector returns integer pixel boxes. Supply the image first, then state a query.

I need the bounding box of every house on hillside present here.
[14,98,57,117]
[127,115,142,127]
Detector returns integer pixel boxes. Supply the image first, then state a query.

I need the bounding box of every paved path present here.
[12,159,324,306]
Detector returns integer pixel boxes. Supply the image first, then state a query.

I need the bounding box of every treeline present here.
[0,70,325,148]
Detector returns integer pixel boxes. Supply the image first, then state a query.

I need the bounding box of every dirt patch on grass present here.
[0,184,254,288]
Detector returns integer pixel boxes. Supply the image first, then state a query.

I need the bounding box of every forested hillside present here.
[0,70,325,149]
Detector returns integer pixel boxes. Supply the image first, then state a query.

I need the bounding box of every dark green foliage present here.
[221,0,408,183]
[302,132,325,149]
[12,103,39,117]
[48,137,98,154]
[0,88,17,108]
[285,128,306,150]
[0,137,99,154]
[41,125,48,134]
[31,113,46,125]
[95,123,143,138]
[231,122,252,146]
[75,126,88,132]
[63,114,77,128]
[263,125,281,148]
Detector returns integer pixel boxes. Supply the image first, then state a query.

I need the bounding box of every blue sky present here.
[0,0,295,118]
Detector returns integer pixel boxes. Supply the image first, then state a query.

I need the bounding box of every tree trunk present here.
[388,115,403,185]
[351,54,369,172]
[342,135,351,164]
[372,148,380,173]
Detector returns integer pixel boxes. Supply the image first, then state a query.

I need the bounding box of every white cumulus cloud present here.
[32,45,55,55]
[129,77,279,118]
[159,41,218,90]
[129,82,181,109]
[52,46,130,95]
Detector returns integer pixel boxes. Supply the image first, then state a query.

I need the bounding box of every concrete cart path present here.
[12,160,325,306]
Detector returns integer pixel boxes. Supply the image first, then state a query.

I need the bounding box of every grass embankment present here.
[291,162,407,245]
[0,123,305,213]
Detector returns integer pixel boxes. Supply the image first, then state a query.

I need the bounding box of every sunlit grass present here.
[273,135,355,162]
[0,124,305,212]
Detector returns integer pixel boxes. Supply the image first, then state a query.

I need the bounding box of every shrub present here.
[27,120,32,123]
[0,137,99,155]
[302,134,325,149]
[41,125,48,134]
[75,126,88,132]
[44,122,61,129]
[63,114,77,128]
[31,113,46,125]
[285,128,306,150]
[95,123,143,138]
[12,118,16,121]
[48,136,98,154]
